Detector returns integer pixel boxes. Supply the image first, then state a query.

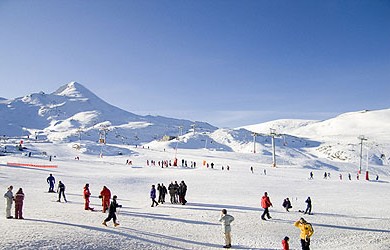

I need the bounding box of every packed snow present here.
[1,139,389,250]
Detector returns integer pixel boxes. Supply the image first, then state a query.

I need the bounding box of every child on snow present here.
[282,236,290,250]
[102,195,122,227]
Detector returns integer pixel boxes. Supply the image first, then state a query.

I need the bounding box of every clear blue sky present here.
[1,1,389,128]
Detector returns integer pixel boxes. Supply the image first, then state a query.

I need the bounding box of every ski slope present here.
[1,141,389,250]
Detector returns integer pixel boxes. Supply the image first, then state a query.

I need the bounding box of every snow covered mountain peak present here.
[53,82,98,100]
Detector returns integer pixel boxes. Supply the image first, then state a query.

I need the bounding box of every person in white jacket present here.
[4,185,14,219]
[219,209,235,248]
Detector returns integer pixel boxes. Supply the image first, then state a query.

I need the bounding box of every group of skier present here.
[47,174,121,226]
[46,174,67,202]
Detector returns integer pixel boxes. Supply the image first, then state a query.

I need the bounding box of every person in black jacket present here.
[102,195,122,227]
[178,181,187,205]
[282,198,292,212]
[304,197,312,215]
[57,181,67,202]
[161,183,167,204]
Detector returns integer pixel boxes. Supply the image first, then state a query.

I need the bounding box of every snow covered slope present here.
[0,141,389,249]
[242,109,390,167]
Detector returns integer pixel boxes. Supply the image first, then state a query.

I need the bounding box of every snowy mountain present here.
[0,82,217,144]
[1,82,389,171]
[241,109,390,168]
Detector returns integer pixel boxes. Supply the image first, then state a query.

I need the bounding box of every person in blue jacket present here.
[47,174,55,192]
[150,185,158,207]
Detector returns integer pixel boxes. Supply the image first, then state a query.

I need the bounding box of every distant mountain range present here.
[1,82,389,167]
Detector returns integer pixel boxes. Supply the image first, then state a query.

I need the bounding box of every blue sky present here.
[1,1,389,128]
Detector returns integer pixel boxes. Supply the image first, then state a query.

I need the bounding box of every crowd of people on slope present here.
[309,171,380,181]
[145,158,198,168]
[150,180,188,206]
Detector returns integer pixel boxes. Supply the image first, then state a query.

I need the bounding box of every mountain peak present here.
[53,82,97,99]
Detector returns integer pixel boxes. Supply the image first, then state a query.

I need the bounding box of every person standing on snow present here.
[219,209,235,249]
[178,181,187,205]
[160,183,167,204]
[99,186,111,213]
[150,185,158,207]
[57,181,67,202]
[47,174,55,192]
[102,195,122,227]
[4,185,14,219]
[173,181,180,203]
[261,192,273,220]
[14,188,24,219]
[157,183,163,203]
[294,217,314,250]
[304,197,312,215]
[168,182,176,204]
[282,236,290,250]
[83,183,94,211]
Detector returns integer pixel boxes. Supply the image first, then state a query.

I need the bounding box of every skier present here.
[282,198,292,212]
[14,188,24,219]
[304,197,312,215]
[294,217,314,250]
[57,181,67,202]
[309,172,313,179]
[261,192,273,220]
[99,186,111,213]
[4,185,14,219]
[250,166,253,173]
[83,183,94,211]
[218,209,234,249]
[150,185,158,207]
[282,236,290,250]
[102,195,122,227]
[47,174,55,192]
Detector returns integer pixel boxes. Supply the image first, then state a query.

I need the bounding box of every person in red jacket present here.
[282,236,290,250]
[261,192,273,220]
[14,188,24,219]
[83,183,94,211]
[99,186,111,213]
